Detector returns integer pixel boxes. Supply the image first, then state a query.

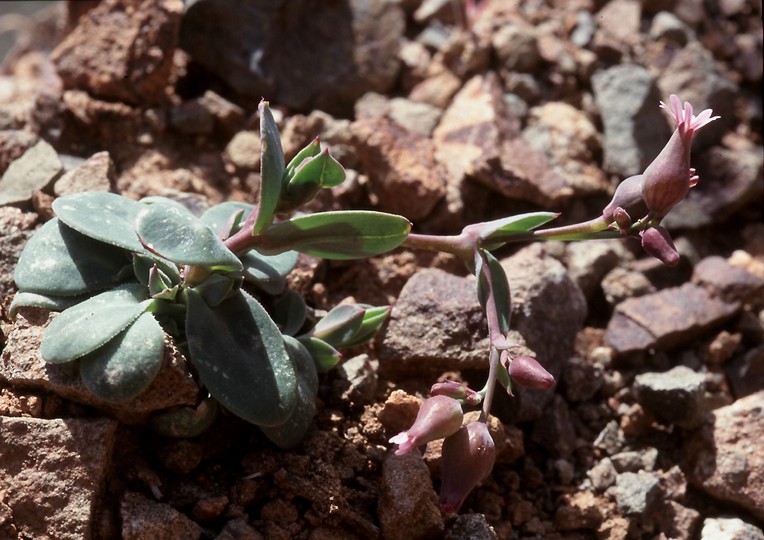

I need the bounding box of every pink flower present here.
[438,421,496,513]
[641,94,719,217]
[388,395,463,456]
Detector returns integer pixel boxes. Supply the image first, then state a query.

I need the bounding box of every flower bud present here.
[508,355,555,390]
[430,381,482,406]
[602,174,648,225]
[640,226,680,266]
[388,396,463,456]
[439,421,496,513]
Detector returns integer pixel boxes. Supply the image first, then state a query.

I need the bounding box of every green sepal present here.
[310,304,365,347]
[257,211,411,260]
[476,249,511,335]
[185,289,297,427]
[273,290,307,336]
[135,202,242,271]
[259,335,319,449]
[41,283,152,364]
[79,312,165,403]
[14,218,130,296]
[298,336,341,373]
[52,191,144,252]
[254,100,285,234]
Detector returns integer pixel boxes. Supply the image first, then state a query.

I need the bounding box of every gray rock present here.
[334,354,378,408]
[387,98,443,138]
[726,344,764,400]
[684,391,764,520]
[561,355,604,403]
[0,139,63,206]
[649,11,694,45]
[592,64,670,177]
[654,500,701,540]
[610,451,647,473]
[121,491,201,540]
[606,282,740,355]
[492,22,540,73]
[565,240,630,300]
[692,255,764,306]
[53,151,115,196]
[0,416,118,539]
[613,470,662,517]
[601,266,656,307]
[701,516,764,540]
[588,457,617,492]
[443,513,498,540]
[180,0,404,116]
[531,394,577,459]
[593,420,625,455]
[0,129,38,175]
[634,365,707,428]
[570,10,595,47]
[378,452,444,539]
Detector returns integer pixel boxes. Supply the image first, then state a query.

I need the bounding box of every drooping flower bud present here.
[430,381,482,406]
[641,95,719,217]
[508,355,555,390]
[640,226,680,266]
[439,421,496,513]
[388,395,463,456]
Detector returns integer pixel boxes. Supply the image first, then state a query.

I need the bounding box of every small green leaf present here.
[284,136,321,182]
[254,100,285,234]
[257,211,411,260]
[132,253,181,287]
[41,283,151,364]
[79,312,164,403]
[298,336,341,373]
[478,212,559,249]
[240,250,298,295]
[52,192,144,252]
[8,291,86,317]
[200,202,255,238]
[191,273,239,307]
[311,304,365,347]
[340,305,391,348]
[259,335,319,449]
[135,203,243,271]
[278,149,346,212]
[15,219,129,296]
[273,290,307,336]
[476,249,511,335]
[186,289,297,427]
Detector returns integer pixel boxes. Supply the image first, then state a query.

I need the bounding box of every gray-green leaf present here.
[254,101,285,234]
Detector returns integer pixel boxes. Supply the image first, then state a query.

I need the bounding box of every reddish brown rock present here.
[0,416,118,539]
[53,151,116,196]
[0,207,37,297]
[692,255,764,305]
[684,391,764,520]
[121,491,201,540]
[52,0,183,105]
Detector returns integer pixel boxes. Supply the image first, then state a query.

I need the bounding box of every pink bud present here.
[508,355,555,390]
[640,226,680,266]
[430,381,482,406]
[439,421,496,513]
[602,174,648,224]
[641,95,719,217]
[389,396,463,456]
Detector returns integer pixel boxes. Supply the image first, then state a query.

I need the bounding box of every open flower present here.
[641,94,719,218]
[389,395,463,456]
[439,421,496,513]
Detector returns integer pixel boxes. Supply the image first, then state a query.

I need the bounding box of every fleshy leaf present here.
[185,289,297,427]
[240,250,298,295]
[132,253,181,287]
[259,335,319,448]
[254,100,285,234]
[278,149,346,212]
[8,291,86,317]
[284,136,321,182]
[15,219,129,296]
[191,273,239,307]
[478,212,559,249]
[311,304,365,347]
[41,283,151,364]
[340,305,391,348]
[52,192,144,252]
[79,312,165,402]
[200,201,255,238]
[257,211,411,260]
[298,336,341,373]
[135,203,242,270]
[273,290,307,336]
[476,249,511,335]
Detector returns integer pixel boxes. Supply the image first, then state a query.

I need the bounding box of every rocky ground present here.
[0,0,762,539]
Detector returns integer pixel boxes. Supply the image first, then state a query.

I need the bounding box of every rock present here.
[51,0,183,105]
[196,91,245,135]
[657,41,737,149]
[408,68,462,109]
[531,394,577,458]
[216,518,263,540]
[169,99,215,135]
[378,452,444,539]
[634,365,707,428]
[592,64,669,177]
[649,11,694,45]
[522,102,610,197]
[553,490,604,531]
[0,129,38,175]
[0,311,199,424]
[610,450,650,473]
[121,491,202,540]
[726,345,764,400]
[443,513,497,540]
[491,21,540,73]
[0,138,63,206]
[0,206,37,297]
[700,516,764,540]
[351,115,446,221]
[663,146,764,229]
[378,269,491,378]
[355,94,443,138]
[588,457,618,492]
[561,355,604,402]
[592,0,642,60]
[0,416,118,539]
[684,391,764,520]
[223,131,261,171]
[180,0,404,116]
[613,470,662,517]
[53,151,115,196]
[565,240,630,300]
[593,420,625,455]
[692,255,764,305]
[334,354,378,408]
[605,282,740,355]
[378,390,421,435]
[601,266,657,307]
[654,500,701,540]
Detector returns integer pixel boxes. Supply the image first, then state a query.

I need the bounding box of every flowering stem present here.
[475,250,504,422]
[403,232,474,260]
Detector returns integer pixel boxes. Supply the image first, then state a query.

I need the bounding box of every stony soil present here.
[0,1,763,539]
